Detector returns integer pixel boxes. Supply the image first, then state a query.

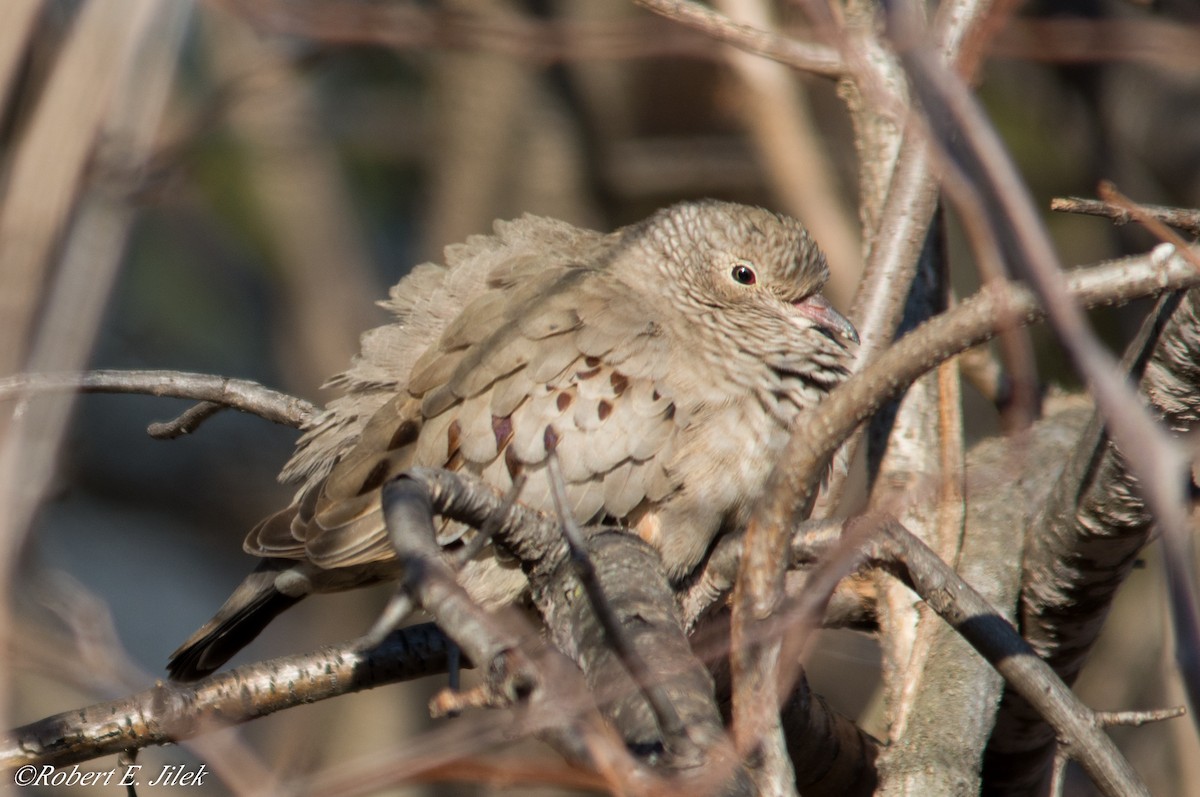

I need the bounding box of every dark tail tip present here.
[167,574,302,682]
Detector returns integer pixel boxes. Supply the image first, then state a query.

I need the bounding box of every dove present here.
[167,200,858,681]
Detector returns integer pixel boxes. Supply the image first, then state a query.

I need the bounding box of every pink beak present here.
[793,294,859,344]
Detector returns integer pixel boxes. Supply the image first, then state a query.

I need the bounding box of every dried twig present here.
[1047,708,1188,797]
[0,370,316,431]
[1051,195,1200,237]
[633,0,842,76]
[1,623,454,771]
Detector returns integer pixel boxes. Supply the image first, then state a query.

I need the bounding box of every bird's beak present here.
[793,294,859,345]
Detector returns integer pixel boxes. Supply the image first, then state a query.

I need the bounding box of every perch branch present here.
[545,453,693,762]
[407,467,749,792]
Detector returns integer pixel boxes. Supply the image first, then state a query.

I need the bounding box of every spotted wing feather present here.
[246,257,683,580]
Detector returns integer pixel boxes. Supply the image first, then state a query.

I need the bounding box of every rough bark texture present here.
[880,394,1091,795]
[985,288,1200,793]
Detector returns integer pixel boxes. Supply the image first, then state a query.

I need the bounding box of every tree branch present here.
[632,0,842,77]
[1,624,453,771]
[1052,196,1200,237]
[0,370,316,430]
[987,287,1200,791]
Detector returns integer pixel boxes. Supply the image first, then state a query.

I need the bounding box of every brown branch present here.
[1051,195,1200,237]
[1,623,454,771]
[874,394,1092,794]
[0,370,316,430]
[544,453,694,763]
[855,518,1153,797]
[380,477,530,697]
[811,0,1017,514]
[725,0,1016,784]
[986,286,1200,790]
[632,0,842,76]
[736,510,1157,796]
[404,467,749,792]
[898,18,1195,627]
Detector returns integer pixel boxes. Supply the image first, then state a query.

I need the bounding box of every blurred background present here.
[2,0,1199,794]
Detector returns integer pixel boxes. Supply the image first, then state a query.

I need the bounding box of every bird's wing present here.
[246,264,684,571]
[277,214,612,492]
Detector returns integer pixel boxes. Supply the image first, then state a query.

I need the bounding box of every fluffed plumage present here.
[167,200,857,681]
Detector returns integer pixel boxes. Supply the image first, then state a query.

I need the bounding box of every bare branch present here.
[545,453,695,764]
[987,286,1200,790]
[0,370,316,430]
[1,624,454,771]
[632,0,842,77]
[1052,195,1200,237]
[858,517,1153,797]
[899,24,1198,701]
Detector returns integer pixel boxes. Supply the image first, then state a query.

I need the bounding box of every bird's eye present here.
[731,264,757,285]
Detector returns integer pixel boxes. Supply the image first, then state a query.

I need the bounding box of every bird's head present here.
[617,200,859,353]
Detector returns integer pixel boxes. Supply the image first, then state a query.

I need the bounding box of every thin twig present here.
[146,401,225,438]
[1051,195,1200,237]
[1097,182,1200,269]
[633,0,843,77]
[1095,707,1189,728]
[0,370,316,430]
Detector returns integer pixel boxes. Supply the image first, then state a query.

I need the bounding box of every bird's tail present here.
[167,559,302,682]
